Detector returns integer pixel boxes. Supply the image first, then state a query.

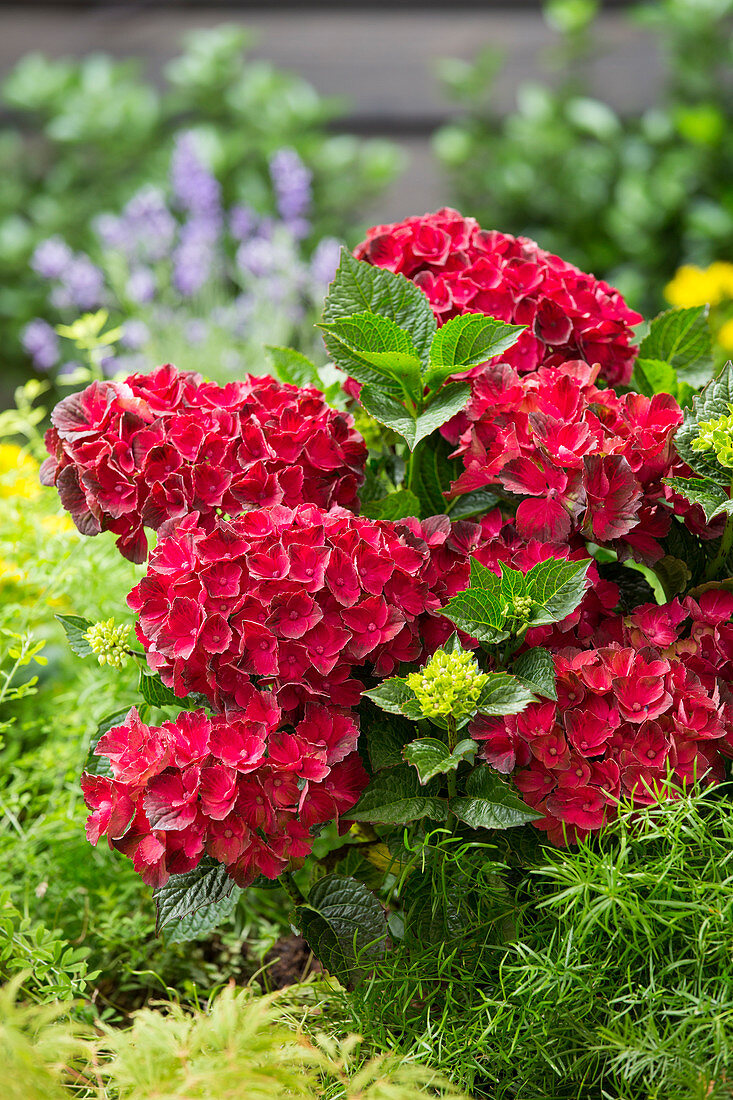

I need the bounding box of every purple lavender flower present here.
[310,237,342,286]
[235,236,288,279]
[269,148,312,238]
[121,319,150,350]
[62,256,106,310]
[31,237,74,280]
[122,186,176,263]
[100,353,121,378]
[171,132,222,223]
[126,268,156,305]
[173,218,218,298]
[22,319,59,371]
[93,214,128,253]
[229,204,258,242]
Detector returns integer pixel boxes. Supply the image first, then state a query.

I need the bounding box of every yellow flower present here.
[718,318,733,354]
[665,262,733,309]
[0,444,41,501]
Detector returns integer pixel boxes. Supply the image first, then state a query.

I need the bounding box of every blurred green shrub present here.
[0,26,402,388]
[434,0,733,313]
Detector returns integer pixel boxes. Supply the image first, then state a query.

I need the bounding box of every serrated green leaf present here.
[56,614,94,658]
[438,561,509,644]
[363,707,415,771]
[448,488,501,520]
[403,736,477,784]
[413,383,471,449]
[451,766,540,830]
[164,888,240,943]
[359,385,417,447]
[154,857,240,936]
[631,357,679,399]
[346,764,450,825]
[296,874,388,985]
[524,557,592,627]
[675,361,733,483]
[138,668,182,709]
[512,647,557,701]
[265,345,322,390]
[426,313,525,387]
[639,305,713,387]
[664,475,733,521]
[360,489,420,520]
[319,313,423,398]
[322,251,436,380]
[409,435,457,518]
[362,677,423,720]
[476,672,535,716]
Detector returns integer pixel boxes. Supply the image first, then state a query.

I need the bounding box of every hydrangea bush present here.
[43,207,733,981]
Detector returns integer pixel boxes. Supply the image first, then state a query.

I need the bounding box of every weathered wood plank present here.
[0,7,661,125]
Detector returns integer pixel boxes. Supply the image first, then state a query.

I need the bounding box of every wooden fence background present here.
[0,1,661,220]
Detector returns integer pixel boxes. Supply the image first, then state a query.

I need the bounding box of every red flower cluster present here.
[40,364,367,562]
[355,208,641,385]
[446,358,711,564]
[128,504,448,714]
[473,592,733,846]
[81,695,367,888]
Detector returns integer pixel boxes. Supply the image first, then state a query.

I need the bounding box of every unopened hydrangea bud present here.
[84,618,130,668]
[692,407,733,469]
[406,648,489,722]
[512,595,534,620]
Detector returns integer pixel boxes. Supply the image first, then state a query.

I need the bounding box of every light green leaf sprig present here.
[406,647,489,723]
[83,617,131,668]
[691,404,733,469]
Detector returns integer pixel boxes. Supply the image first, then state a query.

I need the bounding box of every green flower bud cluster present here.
[510,595,534,621]
[406,648,489,722]
[692,406,733,469]
[84,618,131,668]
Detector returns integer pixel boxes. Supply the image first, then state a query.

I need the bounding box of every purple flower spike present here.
[171,132,222,223]
[269,148,312,231]
[22,318,60,371]
[62,256,106,311]
[31,237,74,281]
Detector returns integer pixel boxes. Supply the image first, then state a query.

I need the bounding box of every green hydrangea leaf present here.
[476,672,535,716]
[154,857,240,936]
[360,489,420,520]
[512,647,558,701]
[425,313,525,388]
[265,345,322,390]
[451,767,540,830]
[403,736,478,785]
[296,874,388,986]
[345,764,450,825]
[409,436,458,517]
[524,557,592,627]
[438,559,508,643]
[639,305,713,387]
[631,356,679,399]
[362,677,423,720]
[675,361,733,484]
[55,614,94,658]
[664,475,733,521]
[322,250,436,378]
[413,382,471,449]
[138,668,182,709]
[319,313,423,398]
[358,386,417,448]
[362,707,415,771]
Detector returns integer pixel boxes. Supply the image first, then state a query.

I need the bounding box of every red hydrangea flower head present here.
[40,364,367,562]
[355,208,642,385]
[128,504,447,714]
[82,700,367,888]
[447,359,717,564]
[473,602,733,846]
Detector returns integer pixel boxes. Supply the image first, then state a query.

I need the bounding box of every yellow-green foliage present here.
[0,979,467,1100]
